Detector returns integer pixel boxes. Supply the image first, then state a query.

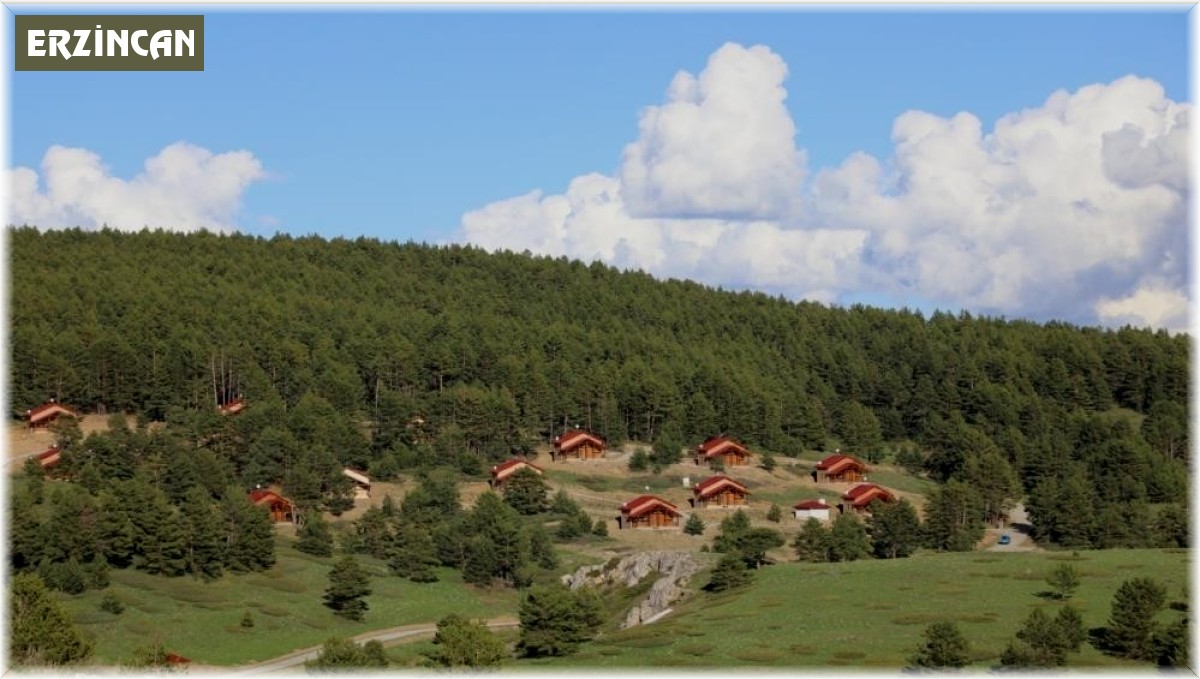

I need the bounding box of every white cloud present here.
[1096,278,1190,332]
[619,43,805,221]
[459,44,1190,330]
[9,142,265,232]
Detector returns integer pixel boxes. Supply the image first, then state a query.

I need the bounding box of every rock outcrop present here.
[561,551,708,628]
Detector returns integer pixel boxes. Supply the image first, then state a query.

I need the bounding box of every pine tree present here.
[22,457,44,504]
[390,523,440,583]
[683,513,705,536]
[705,553,751,592]
[183,487,226,579]
[766,504,782,523]
[909,620,969,669]
[528,524,559,570]
[868,499,922,559]
[516,584,603,657]
[1045,563,1080,600]
[427,614,507,669]
[502,468,550,515]
[1106,577,1167,660]
[10,573,94,666]
[323,556,372,621]
[297,512,335,558]
[828,512,869,562]
[793,518,831,562]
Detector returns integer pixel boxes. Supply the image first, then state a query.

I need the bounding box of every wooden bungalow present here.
[838,483,896,516]
[793,498,832,522]
[218,397,246,416]
[489,458,544,488]
[619,495,682,529]
[813,454,868,483]
[691,474,750,509]
[552,429,606,461]
[342,468,371,499]
[694,436,752,468]
[249,489,297,524]
[25,400,77,428]
[36,446,61,470]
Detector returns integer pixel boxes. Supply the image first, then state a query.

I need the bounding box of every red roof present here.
[165,653,191,665]
[696,436,750,459]
[218,398,246,415]
[841,483,895,508]
[490,458,544,481]
[249,489,291,506]
[621,495,681,519]
[793,498,831,510]
[554,429,605,453]
[36,447,61,468]
[26,401,77,424]
[816,454,867,475]
[692,475,749,499]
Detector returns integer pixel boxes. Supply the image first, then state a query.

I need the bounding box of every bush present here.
[909,621,970,668]
[628,450,649,472]
[240,611,255,629]
[99,593,124,615]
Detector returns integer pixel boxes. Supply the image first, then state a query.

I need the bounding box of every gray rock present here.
[561,551,708,628]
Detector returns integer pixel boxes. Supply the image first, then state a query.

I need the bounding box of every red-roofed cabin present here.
[165,652,191,666]
[793,498,832,521]
[249,489,296,524]
[218,398,246,416]
[694,436,752,468]
[839,483,896,515]
[36,446,61,469]
[552,430,606,461]
[691,475,749,509]
[489,458,544,488]
[25,400,77,428]
[619,495,682,529]
[814,454,868,483]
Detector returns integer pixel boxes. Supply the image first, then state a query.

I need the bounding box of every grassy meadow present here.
[58,535,519,666]
[520,548,1189,670]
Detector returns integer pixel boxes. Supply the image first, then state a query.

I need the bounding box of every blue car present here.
[998,534,1011,545]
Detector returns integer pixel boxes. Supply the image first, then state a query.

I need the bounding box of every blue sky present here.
[7,6,1193,329]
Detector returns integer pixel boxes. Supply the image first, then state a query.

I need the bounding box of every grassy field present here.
[519,548,1189,669]
[58,535,519,666]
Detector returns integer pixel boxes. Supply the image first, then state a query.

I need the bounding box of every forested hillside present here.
[9,227,1191,550]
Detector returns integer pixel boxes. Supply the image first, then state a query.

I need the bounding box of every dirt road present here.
[217,616,519,674]
[987,503,1037,552]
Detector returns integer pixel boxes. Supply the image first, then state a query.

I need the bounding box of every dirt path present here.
[207,616,519,674]
[986,503,1039,553]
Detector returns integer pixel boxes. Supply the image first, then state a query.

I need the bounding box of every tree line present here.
[8,226,1190,551]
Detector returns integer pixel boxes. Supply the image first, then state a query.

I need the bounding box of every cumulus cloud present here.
[460,43,1190,331]
[9,142,265,232]
[619,43,806,220]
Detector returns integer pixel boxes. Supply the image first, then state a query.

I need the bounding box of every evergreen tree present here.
[828,512,869,562]
[627,449,649,472]
[766,504,782,523]
[683,513,705,536]
[10,573,94,666]
[183,487,226,579]
[22,457,44,504]
[297,512,335,558]
[516,584,603,657]
[502,468,550,515]
[793,518,831,562]
[1045,563,1080,600]
[909,620,970,669]
[923,479,984,551]
[426,614,507,669]
[390,523,440,583]
[868,498,922,559]
[323,556,371,621]
[705,552,752,592]
[528,523,559,570]
[1105,577,1167,660]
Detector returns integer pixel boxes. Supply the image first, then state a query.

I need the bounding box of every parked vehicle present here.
[998,533,1011,545]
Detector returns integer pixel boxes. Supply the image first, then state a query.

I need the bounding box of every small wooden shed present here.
[619,495,682,529]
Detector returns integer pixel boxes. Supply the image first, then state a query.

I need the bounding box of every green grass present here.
[544,470,685,495]
[523,548,1188,669]
[58,536,518,666]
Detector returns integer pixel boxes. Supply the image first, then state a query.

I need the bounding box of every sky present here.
[6,5,1193,331]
